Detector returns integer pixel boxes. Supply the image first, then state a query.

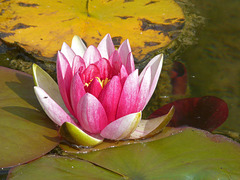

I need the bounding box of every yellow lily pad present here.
[59,122,103,147]
[0,0,184,61]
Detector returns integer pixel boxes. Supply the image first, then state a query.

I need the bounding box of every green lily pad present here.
[75,127,240,179]
[0,66,59,168]
[7,155,123,180]
[8,127,240,179]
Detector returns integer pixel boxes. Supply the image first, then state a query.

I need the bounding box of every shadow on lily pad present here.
[2,106,56,130]
[0,66,59,168]
[5,72,42,110]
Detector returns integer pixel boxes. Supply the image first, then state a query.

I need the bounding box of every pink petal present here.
[119,65,128,85]
[71,35,87,57]
[136,66,151,111]
[118,39,131,67]
[98,76,122,123]
[100,112,141,140]
[61,42,76,67]
[83,45,101,67]
[86,77,103,98]
[70,73,86,114]
[109,50,122,76]
[76,93,108,134]
[116,69,139,119]
[95,58,113,79]
[57,51,74,115]
[125,52,135,74]
[80,64,100,84]
[139,54,163,104]
[34,86,77,126]
[97,34,115,59]
[72,55,86,76]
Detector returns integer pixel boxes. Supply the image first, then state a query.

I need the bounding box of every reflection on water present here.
[181,0,240,132]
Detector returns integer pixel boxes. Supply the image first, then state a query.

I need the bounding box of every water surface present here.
[181,0,240,133]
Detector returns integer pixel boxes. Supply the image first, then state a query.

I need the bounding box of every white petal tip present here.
[100,112,142,140]
[71,35,87,57]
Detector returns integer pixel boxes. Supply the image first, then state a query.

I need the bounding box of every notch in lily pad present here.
[59,122,103,147]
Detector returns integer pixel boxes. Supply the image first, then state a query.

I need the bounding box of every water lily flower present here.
[33,34,174,146]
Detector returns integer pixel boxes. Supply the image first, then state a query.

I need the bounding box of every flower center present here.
[84,77,110,88]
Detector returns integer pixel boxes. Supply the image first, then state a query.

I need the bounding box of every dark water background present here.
[180,0,240,133]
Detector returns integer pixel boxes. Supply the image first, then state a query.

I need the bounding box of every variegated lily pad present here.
[0,0,184,62]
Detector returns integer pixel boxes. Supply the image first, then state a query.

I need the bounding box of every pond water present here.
[179,0,240,134]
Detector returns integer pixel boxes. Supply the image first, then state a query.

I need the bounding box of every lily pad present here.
[7,155,123,180]
[76,127,240,179]
[8,127,240,179]
[0,0,184,62]
[0,66,59,168]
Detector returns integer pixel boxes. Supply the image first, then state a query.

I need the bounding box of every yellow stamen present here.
[102,78,110,87]
[84,77,110,88]
[96,77,103,88]
[84,79,94,87]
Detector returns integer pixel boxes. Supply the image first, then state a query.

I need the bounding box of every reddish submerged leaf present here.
[149,96,228,132]
[170,61,187,95]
